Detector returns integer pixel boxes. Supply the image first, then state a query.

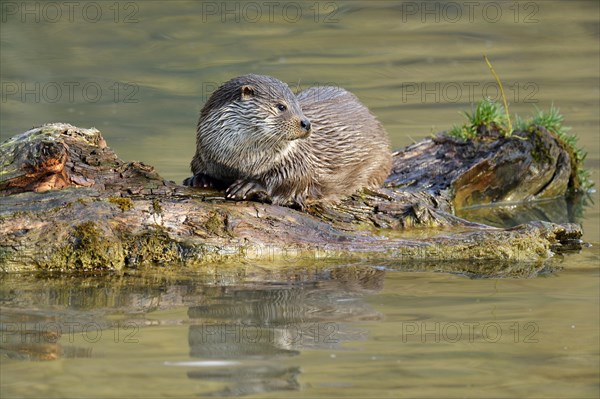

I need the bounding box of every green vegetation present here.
[204,210,228,236]
[124,229,181,267]
[108,197,134,212]
[48,221,125,270]
[449,99,509,139]
[449,100,593,192]
[530,106,592,191]
[484,55,513,134]
[151,199,163,216]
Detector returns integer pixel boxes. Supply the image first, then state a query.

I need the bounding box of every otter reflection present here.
[0,265,384,396]
[186,266,384,396]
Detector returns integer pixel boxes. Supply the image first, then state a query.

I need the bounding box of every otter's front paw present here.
[226,179,271,202]
[183,173,223,188]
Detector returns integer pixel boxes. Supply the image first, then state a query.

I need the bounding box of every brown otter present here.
[184,74,391,208]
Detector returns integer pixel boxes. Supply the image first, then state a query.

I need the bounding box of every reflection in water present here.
[457,192,592,228]
[0,257,597,398]
[0,266,384,396]
[0,310,93,361]
[185,267,384,396]
[187,366,301,397]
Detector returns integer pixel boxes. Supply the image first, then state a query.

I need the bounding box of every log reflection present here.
[186,266,384,396]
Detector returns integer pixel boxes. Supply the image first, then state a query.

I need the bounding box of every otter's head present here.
[199,74,312,149]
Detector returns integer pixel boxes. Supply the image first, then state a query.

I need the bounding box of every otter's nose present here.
[300,119,311,132]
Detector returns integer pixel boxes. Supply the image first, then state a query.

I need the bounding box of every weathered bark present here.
[0,123,584,274]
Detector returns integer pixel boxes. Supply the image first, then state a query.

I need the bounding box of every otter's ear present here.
[241,85,254,100]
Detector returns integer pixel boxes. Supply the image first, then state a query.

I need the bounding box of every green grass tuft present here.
[531,105,592,191]
[448,100,593,192]
[448,99,508,139]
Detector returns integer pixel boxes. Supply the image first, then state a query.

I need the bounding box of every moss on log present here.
[0,123,585,275]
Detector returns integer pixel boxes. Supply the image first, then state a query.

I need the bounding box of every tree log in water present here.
[0,123,584,275]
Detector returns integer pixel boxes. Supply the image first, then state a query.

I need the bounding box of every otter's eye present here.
[276,103,287,112]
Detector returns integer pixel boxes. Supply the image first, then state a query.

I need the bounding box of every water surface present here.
[1,251,598,398]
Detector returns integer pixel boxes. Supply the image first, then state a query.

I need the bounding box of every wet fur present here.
[185,74,391,208]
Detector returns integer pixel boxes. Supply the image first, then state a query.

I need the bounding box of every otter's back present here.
[296,86,391,198]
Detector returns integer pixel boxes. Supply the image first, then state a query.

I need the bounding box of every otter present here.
[184,74,391,208]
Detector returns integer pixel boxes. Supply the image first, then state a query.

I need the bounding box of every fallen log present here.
[0,119,586,274]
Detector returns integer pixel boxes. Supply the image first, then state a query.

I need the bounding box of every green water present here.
[1,252,599,398]
[1,254,598,398]
[1,1,599,398]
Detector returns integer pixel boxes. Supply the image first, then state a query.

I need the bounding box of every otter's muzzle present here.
[298,118,312,138]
